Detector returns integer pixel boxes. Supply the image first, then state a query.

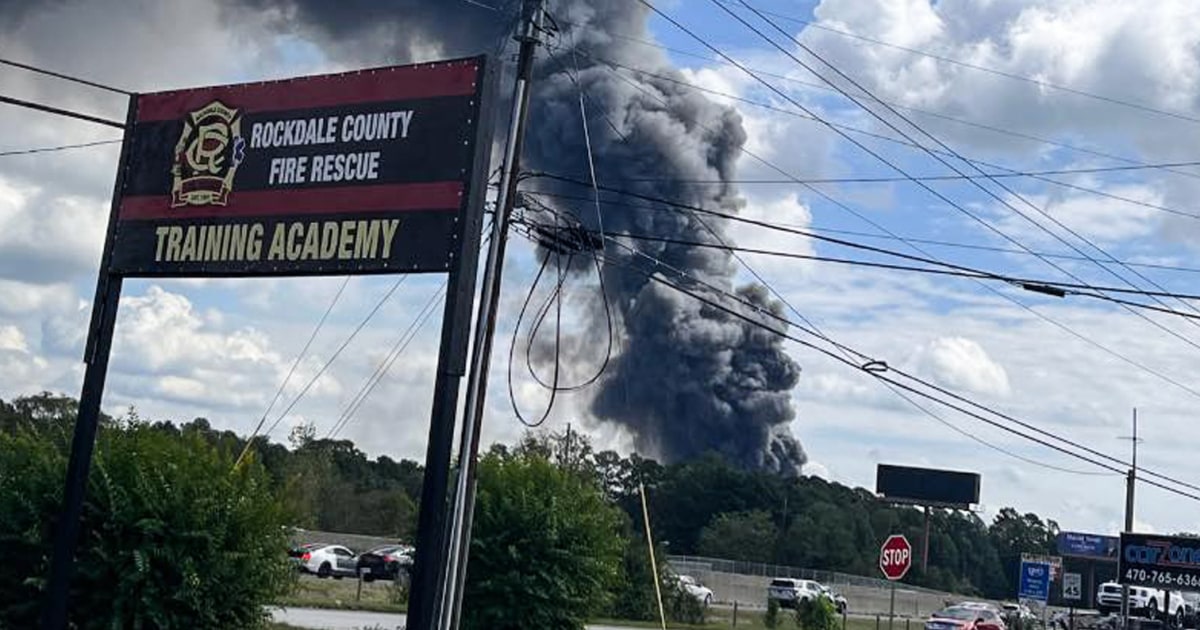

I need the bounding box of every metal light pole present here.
[438,2,546,628]
[1119,408,1140,630]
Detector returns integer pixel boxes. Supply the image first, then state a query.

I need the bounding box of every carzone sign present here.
[109,57,487,276]
[1119,532,1200,589]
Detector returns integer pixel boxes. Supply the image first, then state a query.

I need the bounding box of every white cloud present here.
[908,336,1011,397]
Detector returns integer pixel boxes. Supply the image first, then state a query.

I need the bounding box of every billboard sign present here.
[1019,561,1051,602]
[1058,531,1120,560]
[109,57,488,276]
[1119,532,1200,589]
[876,464,981,507]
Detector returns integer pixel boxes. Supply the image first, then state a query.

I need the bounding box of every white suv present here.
[1096,582,1186,621]
[768,578,824,609]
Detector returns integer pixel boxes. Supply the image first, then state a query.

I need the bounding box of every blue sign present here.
[1019,561,1051,602]
[1057,531,1119,559]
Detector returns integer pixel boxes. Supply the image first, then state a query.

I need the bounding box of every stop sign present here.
[879,534,912,581]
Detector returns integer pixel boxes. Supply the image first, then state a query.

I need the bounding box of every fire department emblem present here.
[170,100,246,207]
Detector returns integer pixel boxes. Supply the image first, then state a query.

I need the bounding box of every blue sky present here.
[4,0,1200,536]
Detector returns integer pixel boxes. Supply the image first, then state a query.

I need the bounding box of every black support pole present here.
[41,94,136,630]
[406,56,495,630]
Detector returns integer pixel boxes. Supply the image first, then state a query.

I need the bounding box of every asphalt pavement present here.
[268,607,634,630]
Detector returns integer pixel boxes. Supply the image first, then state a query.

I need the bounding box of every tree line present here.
[2,392,1065,605]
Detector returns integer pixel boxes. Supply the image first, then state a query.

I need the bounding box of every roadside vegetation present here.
[2,392,1066,628]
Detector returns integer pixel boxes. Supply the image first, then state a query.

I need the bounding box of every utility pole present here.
[1119,408,1140,630]
[437,2,546,628]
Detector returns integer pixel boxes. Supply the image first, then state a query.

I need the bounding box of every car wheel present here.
[361,569,375,583]
[1150,601,1159,619]
[317,562,332,579]
[386,562,400,581]
[704,594,712,607]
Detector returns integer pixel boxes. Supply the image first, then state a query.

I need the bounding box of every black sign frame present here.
[41,56,498,628]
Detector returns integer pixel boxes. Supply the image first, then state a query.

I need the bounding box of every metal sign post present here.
[40,95,138,630]
[37,57,496,630]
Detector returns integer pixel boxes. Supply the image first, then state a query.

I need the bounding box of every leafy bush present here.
[765,598,783,628]
[663,578,706,625]
[462,448,623,630]
[0,420,292,629]
[796,596,840,630]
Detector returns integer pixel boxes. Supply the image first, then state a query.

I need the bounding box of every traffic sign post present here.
[880,535,912,630]
[1063,572,1082,601]
[880,535,913,581]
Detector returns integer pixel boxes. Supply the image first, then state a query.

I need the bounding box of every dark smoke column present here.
[523,1,806,474]
[220,0,807,474]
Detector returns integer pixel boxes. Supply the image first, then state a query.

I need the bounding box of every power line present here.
[559,29,1200,184]
[0,139,122,157]
[255,275,410,443]
[522,52,1105,474]
[616,161,1200,185]
[562,45,1200,224]
[525,177,1200,405]
[579,232,1200,497]
[0,93,125,129]
[560,38,1200,407]
[326,281,447,441]
[720,0,1200,127]
[530,190,1200,276]
[705,0,1200,353]
[525,180,1200,303]
[234,277,351,469]
[0,57,131,95]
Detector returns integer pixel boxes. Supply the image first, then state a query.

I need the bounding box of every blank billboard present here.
[876,464,980,507]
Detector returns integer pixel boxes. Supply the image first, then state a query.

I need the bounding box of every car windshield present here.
[771,579,797,587]
[935,608,986,621]
[369,546,401,555]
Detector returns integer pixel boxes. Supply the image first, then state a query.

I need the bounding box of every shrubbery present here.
[0,419,292,629]
[797,596,841,630]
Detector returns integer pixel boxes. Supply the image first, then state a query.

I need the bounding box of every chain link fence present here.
[666,555,973,617]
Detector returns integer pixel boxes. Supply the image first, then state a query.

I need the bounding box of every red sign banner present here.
[108,57,490,276]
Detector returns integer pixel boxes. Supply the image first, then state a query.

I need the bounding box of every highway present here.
[269,607,640,630]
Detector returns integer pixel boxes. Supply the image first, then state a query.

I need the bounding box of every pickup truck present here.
[1096,582,1186,622]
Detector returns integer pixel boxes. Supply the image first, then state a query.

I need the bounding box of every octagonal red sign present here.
[879,534,912,581]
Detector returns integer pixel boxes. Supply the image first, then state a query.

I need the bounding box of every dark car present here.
[355,545,414,582]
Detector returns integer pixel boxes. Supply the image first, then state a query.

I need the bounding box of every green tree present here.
[698,510,779,563]
[0,419,292,629]
[462,448,624,630]
[796,596,839,630]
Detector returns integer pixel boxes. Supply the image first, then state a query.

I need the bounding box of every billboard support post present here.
[922,506,931,573]
[41,94,137,630]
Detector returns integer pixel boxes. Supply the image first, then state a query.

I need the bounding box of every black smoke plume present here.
[220,0,807,474]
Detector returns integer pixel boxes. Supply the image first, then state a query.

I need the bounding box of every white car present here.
[295,543,358,579]
[768,578,824,609]
[673,574,713,607]
[1096,582,1186,621]
[819,584,849,613]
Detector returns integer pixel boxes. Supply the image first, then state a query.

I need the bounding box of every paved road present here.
[269,607,634,630]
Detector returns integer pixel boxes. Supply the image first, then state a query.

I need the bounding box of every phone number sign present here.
[1119,532,1200,589]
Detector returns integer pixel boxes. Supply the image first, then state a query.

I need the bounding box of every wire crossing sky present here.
[3,0,1200,534]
